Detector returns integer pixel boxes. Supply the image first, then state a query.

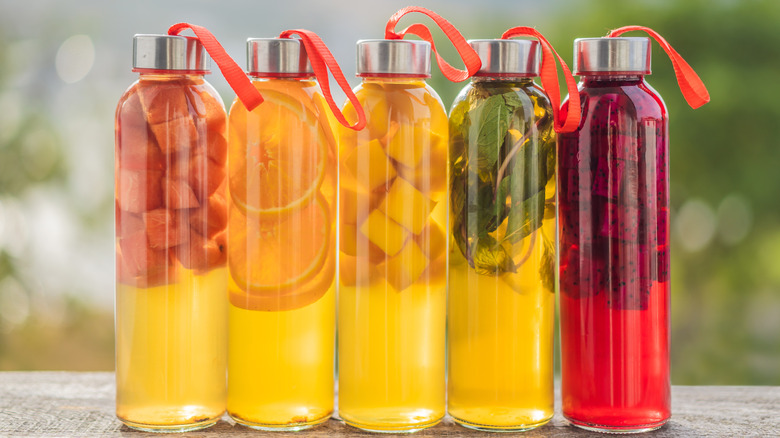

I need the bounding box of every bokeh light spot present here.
[716,194,753,246]
[675,198,717,253]
[55,34,94,84]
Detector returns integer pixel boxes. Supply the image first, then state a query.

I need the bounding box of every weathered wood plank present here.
[0,372,778,437]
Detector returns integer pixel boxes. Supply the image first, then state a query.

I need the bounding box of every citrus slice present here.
[228,88,327,218]
[228,194,331,292]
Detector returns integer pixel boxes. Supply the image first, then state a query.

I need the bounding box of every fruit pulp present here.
[446,79,556,430]
[115,267,227,431]
[114,74,228,431]
[337,79,447,432]
[226,78,336,429]
[558,76,670,431]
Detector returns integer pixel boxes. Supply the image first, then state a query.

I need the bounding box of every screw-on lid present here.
[133,34,209,71]
[574,37,651,75]
[356,39,431,77]
[246,38,313,76]
[470,39,540,77]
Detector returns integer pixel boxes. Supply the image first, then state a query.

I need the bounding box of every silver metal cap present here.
[356,40,431,77]
[247,38,313,76]
[574,37,651,75]
[470,39,540,77]
[133,34,209,71]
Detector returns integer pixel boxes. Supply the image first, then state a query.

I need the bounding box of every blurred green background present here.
[0,0,777,384]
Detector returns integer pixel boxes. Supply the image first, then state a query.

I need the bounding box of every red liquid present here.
[558,76,670,431]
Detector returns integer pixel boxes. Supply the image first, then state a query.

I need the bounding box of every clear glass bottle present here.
[447,39,556,432]
[337,39,448,432]
[114,34,228,432]
[558,37,670,433]
[226,38,336,430]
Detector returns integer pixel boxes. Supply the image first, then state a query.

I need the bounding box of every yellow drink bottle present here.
[447,39,556,431]
[114,34,228,432]
[226,38,337,430]
[337,39,448,433]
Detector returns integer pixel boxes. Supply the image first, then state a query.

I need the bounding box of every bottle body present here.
[226,78,336,429]
[447,78,556,431]
[114,73,228,431]
[558,76,670,432]
[337,78,448,432]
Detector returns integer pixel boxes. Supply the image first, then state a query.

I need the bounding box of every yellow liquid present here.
[115,267,227,432]
[227,280,335,429]
[338,279,446,431]
[447,222,555,431]
[337,79,448,432]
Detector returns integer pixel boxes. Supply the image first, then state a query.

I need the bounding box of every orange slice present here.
[228,194,331,292]
[228,88,326,218]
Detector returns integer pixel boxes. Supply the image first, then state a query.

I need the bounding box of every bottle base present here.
[341,414,442,433]
[451,414,552,432]
[119,417,219,433]
[566,416,669,434]
[230,412,330,431]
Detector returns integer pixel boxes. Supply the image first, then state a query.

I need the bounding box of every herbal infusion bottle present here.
[115,34,228,432]
[226,38,337,430]
[447,39,556,431]
[337,39,448,432]
[559,37,671,433]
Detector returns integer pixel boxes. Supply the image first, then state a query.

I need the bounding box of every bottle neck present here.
[249,73,315,81]
[580,73,645,85]
[361,76,428,85]
[472,76,535,86]
[138,71,205,80]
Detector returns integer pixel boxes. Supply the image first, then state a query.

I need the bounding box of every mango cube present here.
[385,239,429,292]
[340,223,386,263]
[378,177,437,235]
[343,139,397,190]
[414,221,447,259]
[339,186,384,225]
[385,123,425,168]
[359,209,409,256]
[339,254,381,287]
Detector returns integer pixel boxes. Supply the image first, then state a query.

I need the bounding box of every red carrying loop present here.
[385,6,481,82]
[279,29,366,131]
[608,26,710,109]
[168,23,264,111]
[501,27,581,134]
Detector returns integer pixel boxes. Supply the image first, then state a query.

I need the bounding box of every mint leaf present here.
[470,234,516,275]
[505,187,545,244]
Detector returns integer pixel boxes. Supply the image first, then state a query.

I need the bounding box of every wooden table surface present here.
[0,372,777,437]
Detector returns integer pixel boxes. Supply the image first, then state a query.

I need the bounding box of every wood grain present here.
[0,372,777,437]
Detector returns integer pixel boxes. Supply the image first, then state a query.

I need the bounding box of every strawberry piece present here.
[116,169,163,213]
[143,208,189,249]
[164,178,200,209]
[189,193,227,238]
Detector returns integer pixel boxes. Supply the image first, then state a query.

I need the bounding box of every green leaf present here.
[540,235,556,293]
[472,94,511,172]
[470,234,517,276]
[504,187,546,243]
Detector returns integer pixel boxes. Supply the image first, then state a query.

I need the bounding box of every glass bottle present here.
[558,37,670,433]
[226,38,336,430]
[447,39,556,431]
[337,39,448,432]
[114,34,228,432]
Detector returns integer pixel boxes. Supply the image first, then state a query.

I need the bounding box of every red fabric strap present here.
[385,6,481,82]
[279,29,366,131]
[168,23,264,111]
[501,27,581,134]
[608,26,710,109]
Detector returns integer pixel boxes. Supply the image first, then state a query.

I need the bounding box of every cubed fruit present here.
[592,156,624,201]
[414,221,446,259]
[164,178,200,209]
[143,208,189,249]
[599,201,639,242]
[206,130,228,166]
[340,223,387,264]
[117,132,164,172]
[118,91,146,131]
[137,82,190,125]
[149,116,198,154]
[385,123,426,168]
[339,186,384,225]
[395,135,446,195]
[358,84,390,139]
[385,239,429,292]
[359,209,410,256]
[343,139,397,191]
[176,229,227,271]
[378,177,437,235]
[117,229,173,287]
[423,93,448,135]
[185,153,225,202]
[116,169,163,213]
[559,244,606,298]
[116,208,144,239]
[189,193,227,238]
[339,254,381,287]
